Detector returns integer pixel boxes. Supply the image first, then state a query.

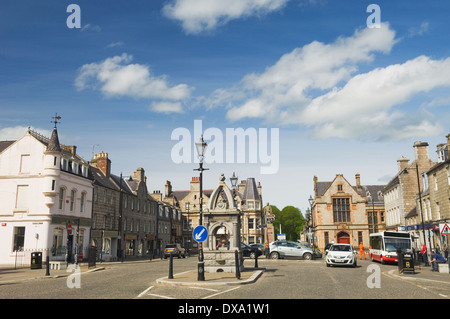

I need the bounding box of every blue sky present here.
[1,0,449,212]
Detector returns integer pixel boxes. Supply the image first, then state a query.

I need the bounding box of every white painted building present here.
[0,126,92,266]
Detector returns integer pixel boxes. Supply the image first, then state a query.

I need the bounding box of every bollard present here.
[235,250,241,279]
[254,252,258,268]
[45,255,50,276]
[168,252,174,279]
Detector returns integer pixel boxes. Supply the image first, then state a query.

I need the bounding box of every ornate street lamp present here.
[230,172,238,189]
[308,195,315,260]
[194,135,208,281]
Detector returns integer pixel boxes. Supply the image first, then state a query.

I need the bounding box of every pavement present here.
[1,258,449,287]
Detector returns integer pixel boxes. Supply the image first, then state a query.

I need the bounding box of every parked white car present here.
[326,244,357,267]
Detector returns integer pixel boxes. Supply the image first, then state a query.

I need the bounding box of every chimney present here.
[133,167,145,183]
[238,180,246,194]
[355,173,361,189]
[92,152,111,177]
[165,180,172,197]
[150,190,162,202]
[413,141,430,163]
[257,181,262,196]
[397,156,409,172]
[190,176,200,192]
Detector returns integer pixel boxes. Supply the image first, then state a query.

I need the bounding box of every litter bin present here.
[402,252,415,274]
[30,252,42,269]
[397,249,414,274]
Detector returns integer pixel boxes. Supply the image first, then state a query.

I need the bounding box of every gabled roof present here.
[0,141,14,153]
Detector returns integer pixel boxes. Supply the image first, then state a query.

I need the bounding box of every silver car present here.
[269,240,314,260]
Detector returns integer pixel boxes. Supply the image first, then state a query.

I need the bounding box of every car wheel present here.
[326,263,331,267]
[250,252,256,259]
[303,253,312,260]
[270,252,279,260]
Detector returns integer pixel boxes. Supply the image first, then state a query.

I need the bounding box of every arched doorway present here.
[337,231,350,244]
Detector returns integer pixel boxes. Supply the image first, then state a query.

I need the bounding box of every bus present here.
[369,231,413,264]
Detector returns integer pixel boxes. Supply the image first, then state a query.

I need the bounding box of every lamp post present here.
[308,195,315,260]
[305,207,311,245]
[194,135,208,281]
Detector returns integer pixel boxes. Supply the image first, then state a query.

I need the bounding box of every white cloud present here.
[81,24,101,32]
[151,101,184,114]
[0,126,52,141]
[106,41,124,48]
[162,0,290,34]
[205,23,449,140]
[75,54,193,112]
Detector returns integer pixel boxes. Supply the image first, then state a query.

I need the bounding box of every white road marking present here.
[137,286,154,298]
[202,286,240,299]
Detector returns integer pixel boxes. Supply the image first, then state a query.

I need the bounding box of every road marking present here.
[202,286,240,299]
[148,293,175,299]
[137,286,154,298]
[188,286,220,292]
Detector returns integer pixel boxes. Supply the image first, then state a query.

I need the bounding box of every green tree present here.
[271,205,304,242]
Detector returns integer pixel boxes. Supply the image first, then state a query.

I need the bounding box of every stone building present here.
[383,141,435,240]
[420,134,450,251]
[312,173,385,251]
[90,152,158,260]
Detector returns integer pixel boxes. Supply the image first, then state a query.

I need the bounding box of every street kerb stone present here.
[156,268,264,286]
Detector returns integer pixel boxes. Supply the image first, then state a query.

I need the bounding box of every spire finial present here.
[51,113,61,128]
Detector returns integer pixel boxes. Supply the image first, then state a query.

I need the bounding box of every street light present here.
[305,207,311,244]
[308,195,315,260]
[194,135,208,281]
[230,172,238,189]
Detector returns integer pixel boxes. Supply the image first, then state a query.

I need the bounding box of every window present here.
[248,201,254,209]
[59,188,66,210]
[70,190,76,211]
[368,212,378,234]
[20,154,30,173]
[332,198,350,223]
[337,184,343,192]
[13,227,25,251]
[80,192,86,213]
[248,218,255,229]
[16,185,28,209]
[52,228,64,256]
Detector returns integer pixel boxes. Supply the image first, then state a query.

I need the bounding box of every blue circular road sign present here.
[193,225,208,243]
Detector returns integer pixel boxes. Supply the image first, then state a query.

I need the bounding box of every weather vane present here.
[51,113,61,128]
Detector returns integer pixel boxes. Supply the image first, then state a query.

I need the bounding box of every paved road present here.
[1,256,449,302]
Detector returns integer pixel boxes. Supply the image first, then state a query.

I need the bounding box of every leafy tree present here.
[271,205,304,242]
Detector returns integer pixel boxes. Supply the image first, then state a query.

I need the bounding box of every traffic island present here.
[156,269,264,286]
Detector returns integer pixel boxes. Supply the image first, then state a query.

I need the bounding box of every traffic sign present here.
[440,223,450,235]
[193,225,208,243]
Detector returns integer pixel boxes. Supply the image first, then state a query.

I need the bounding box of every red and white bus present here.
[369,231,412,264]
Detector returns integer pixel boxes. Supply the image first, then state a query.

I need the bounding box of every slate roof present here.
[0,141,14,153]
[242,178,261,201]
[316,180,385,205]
[46,127,61,152]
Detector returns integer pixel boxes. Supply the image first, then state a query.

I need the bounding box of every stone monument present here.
[203,174,243,273]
